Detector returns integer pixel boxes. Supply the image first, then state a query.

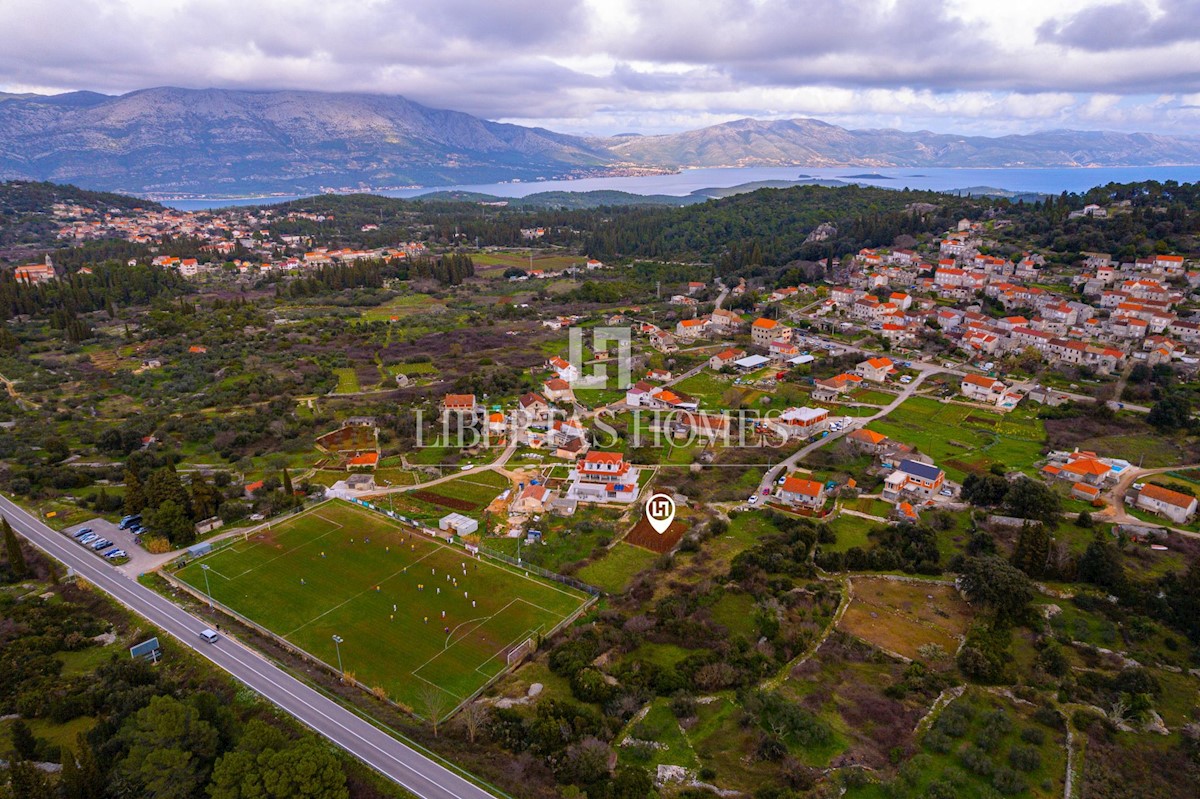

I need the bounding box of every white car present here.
[747,495,758,504]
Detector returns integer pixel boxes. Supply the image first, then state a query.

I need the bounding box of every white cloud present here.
[0,0,1198,135]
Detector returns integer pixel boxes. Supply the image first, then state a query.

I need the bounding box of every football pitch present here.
[176,500,590,719]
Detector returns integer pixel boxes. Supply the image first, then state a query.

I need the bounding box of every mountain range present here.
[2,87,1199,198]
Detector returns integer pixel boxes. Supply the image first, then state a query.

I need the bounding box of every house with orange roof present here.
[709,348,746,370]
[1135,483,1197,524]
[776,475,826,509]
[347,452,379,470]
[751,317,792,347]
[854,357,895,383]
[14,263,56,284]
[547,355,579,383]
[675,317,711,341]
[812,373,863,401]
[543,378,575,403]
[567,451,642,503]
[1071,482,1102,503]
[961,373,1007,403]
[847,428,888,453]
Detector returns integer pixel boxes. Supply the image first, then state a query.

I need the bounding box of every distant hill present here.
[601,117,1200,170]
[1,88,1199,197]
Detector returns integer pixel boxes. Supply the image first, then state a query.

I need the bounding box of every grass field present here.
[332,367,361,394]
[576,543,658,593]
[867,398,1044,482]
[176,500,589,718]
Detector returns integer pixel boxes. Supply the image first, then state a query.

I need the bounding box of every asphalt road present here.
[0,494,496,799]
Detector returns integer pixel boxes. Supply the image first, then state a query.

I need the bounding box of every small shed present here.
[439,513,479,536]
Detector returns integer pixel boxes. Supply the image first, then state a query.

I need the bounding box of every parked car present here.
[105,549,126,560]
[90,539,112,550]
[939,488,954,497]
[119,515,142,530]
[747,495,758,504]
[73,528,93,539]
[79,533,99,545]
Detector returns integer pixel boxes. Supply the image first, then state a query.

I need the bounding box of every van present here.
[199,629,220,644]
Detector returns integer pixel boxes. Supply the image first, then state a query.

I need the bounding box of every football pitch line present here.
[281,547,441,638]
[217,512,347,580]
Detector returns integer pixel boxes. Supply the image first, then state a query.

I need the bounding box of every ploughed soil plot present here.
[625,514,688,554]
[838,577,973,661]
[315,424,377,453]
[176,500,589,719]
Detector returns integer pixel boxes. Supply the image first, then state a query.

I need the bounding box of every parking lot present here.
[63,517,135,564]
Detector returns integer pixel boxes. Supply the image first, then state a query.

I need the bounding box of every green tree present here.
[9,719,38,760]
[123,469,146,516]
[209,722,348,799]
[190,474,220,521]
[1148,392,1192,431]
[60,735,102,799]
[1002,477,1062,526]
[1077,532,1125,590]
[961,473,1009,507]
[282,468,295,503]
[115,695,219,799]
[1011,522,1051,578]
[5,760,55,799]
[145,499,195,546]
[144,466,192,516]
[958,555,1034,622]
[2,516,28,579]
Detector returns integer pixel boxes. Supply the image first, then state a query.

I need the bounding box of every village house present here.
[517,392,552,424]
[547,356,579,383]
[776,475,827,509]
[708,348,746,370]
[512,484,554,514]
[882,459,945,501]
[847,428,888,454]
[1135,483,1198,525]
[855,357,894,383]
[764,406,830,439]
[960,374,1007,403]
[751,317,791,348]
[812,373,863,401]
[542,378,575,403]
[709,307,743,331]
[675,317,710,341]
[441,393,481,422]
[566,451,641,503]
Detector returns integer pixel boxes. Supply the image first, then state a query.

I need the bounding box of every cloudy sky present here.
[2,0,1199,137]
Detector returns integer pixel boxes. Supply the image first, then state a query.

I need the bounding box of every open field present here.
[332,367,361,394]
[358,293,443,321]
[176,500,589,718]
[576,543,658,594]
[838,576,973,661]
[866,398,1044,482]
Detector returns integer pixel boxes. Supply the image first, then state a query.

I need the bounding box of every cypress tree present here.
[3,515,28,579]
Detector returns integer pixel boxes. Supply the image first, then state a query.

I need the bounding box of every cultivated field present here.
[866,397,1044,481]
[176,500,589,719]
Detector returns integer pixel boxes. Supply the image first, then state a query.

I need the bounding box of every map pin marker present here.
[645,493,676,534]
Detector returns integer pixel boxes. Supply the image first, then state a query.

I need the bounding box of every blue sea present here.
[163,164,1200,211]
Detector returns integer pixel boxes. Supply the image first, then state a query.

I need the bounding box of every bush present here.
[961,744,995,776]
[1020,727,1046,746]
[992,765,1029,795]
[1009,744,1041,772]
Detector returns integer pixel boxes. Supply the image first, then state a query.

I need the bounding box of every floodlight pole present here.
[201,564,213,607]
[332,634,344,674]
